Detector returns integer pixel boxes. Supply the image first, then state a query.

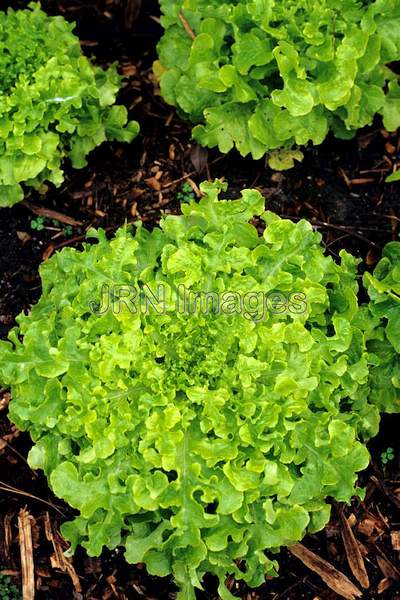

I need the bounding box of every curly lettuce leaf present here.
[0,182,389,599]
[364,242,400,412]
[157,0,400,165]
[0,3,139,207]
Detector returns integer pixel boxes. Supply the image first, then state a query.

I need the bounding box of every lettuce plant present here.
[364,242,400,413]
[156,0,400,168]
[0,181,388,599]
[0,3,139,207]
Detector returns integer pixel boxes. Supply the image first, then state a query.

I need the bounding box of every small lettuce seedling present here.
[0,3,139,207]
[0,181,395,599]
[381,447,395,465]
[156,0,400,168]
[0,575,21,600]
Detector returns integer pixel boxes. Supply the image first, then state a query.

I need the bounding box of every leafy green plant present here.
[63,225,74,237]
[0,181,392,599]
[0,575,21,600]
[364,242,400,413]
[177,181,196,203]
[0,3,139,208]
[156,0,400,168]
[30,216,75,235]
[381,447,395,465]
[30,216,46,231]
[50,219,74,237]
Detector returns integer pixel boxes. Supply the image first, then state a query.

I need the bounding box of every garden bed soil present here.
[0,1,400,598]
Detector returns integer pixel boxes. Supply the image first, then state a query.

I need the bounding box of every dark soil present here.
[0,1,399,599]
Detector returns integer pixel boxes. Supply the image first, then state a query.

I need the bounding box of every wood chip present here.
[377,577,391,594]
[349,178,375,185]
[339,510,369,589]
[128,188,145,200]
[357,540,368,558]
[0,392,11,411]
[391,531,400,551]
[16,231,32,244]
[187,178,202,198]
[144,176,161,191]
[346,514,357,528]
[385,142,396,155]
[121,62,137,77]
[22,201,82,227]
[339,167,351,187]
[0,427,21,452]
[81,40,99,47]
[42,244,56,262]
[43,513,82,593]
[357,515,383,538]
[130,201,138,218]
[376,554,400,582]
[0,570,19,577]
[271,172,285,183]
[18,509,35,600]
[190,144,208,173]
[289,543,362,600]
[106,573,118,596]
[2,514,13,561]
[366,249,379,267]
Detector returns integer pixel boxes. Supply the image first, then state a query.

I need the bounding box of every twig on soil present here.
[0,428,20,452]
[22,200,82,227]
[310,222,380,247]
[2,514,13,562]
[372,212,400,223]
[149,15,161,26]
[43,512,82,594]
[371,475,400,512]
[281,215,381,249]
[349,178,376,185]
[161,155,225,191]
[0,431,37,477]
[339,168,379,186]
[42,220,139,259]
[289,542,362,600]
[325,234,351,248]
[161,172,199,190]
[18,508,35,600]
[376,553,400,582]
[0,480,66,516]
[337,505,370,589]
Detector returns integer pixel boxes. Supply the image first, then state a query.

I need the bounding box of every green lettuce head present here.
[156,0,400,168]
[0,3,139,207]
[0,181,389,598]
[364,242,400,413]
